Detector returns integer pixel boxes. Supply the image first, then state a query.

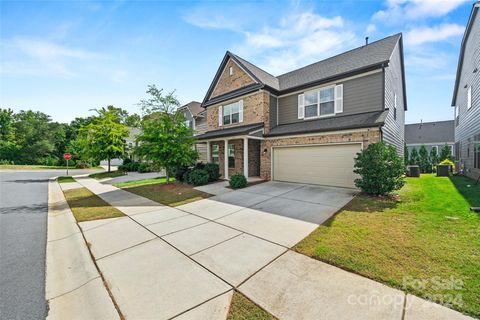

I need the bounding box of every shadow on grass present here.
[449,175,480,208]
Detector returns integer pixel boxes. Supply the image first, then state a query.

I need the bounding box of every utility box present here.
[436,165,450,177]
[407,165,420,177]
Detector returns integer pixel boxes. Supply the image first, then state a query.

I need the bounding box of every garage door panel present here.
[273,144,361,188]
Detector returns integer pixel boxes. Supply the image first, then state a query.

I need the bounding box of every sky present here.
[0,0,475,124]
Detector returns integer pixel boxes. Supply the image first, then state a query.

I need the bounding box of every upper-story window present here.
[222,101,243,125]
[304,87,335,118]
[467,86,472,110]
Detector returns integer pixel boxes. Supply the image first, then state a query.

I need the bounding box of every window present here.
[394,93,397,120]
[467,86,472,110]
[228,144,235,168]
[223,101,240,125]
[229,66,233,76]
[304,86,335,118]
[212,145,219,164]
[185,120,191,128]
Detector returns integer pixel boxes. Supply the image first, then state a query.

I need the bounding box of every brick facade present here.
[207,91,270,132]
[259,129,381,180]
[211,59,255,98]
[248,139,261,176]
[210,138,262,178]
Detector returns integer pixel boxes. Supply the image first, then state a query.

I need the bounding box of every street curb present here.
[45,178,120,320]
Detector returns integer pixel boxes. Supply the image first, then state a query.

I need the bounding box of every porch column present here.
[224,139,229,180]
[243,137,249,177]
[206,141,211,163]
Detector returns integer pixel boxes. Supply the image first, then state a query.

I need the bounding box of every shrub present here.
[0,159,14,165]
[439,159,455,167]
[138,163,151,173]
[187,168,209,186]
[174,165,190,182]
[230,173,247,189]
[75,161,91,169]
[204,163,220,182]
[194,162,206,170]
[119,162,140,172]
[123,158,133,165]
[354,142,405,196]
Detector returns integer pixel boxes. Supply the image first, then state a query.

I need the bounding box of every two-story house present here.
[178,101,208,162]
[452,1,480,180]
[196,33,407,188]
[405,120,455,157]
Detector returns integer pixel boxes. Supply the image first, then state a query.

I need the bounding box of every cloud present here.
[405,23,464,46]
[373,0,469,24]
[185,8,356,75]
[0,37,103,78]
[366,24,377,34]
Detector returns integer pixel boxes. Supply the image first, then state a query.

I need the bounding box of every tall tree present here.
[410,148,419,165]
[404,144,409,166]
[418,145,431,173]
[136,86,197,182]
[0,108,18,161]
[430,147,439,168]
[439,144,452,161]
[76,107,129,172]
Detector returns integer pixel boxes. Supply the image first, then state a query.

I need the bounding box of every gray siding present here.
[454,11,480,180]
[194,117,207,135]
[382,41,405,156]
[277,71,383,125]
[269,95,278,129]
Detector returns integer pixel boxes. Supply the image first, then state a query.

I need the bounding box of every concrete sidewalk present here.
[45,180,119,320]
[72,177,473,320]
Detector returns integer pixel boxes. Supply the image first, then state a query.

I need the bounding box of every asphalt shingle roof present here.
[196,123,264,140]
[230,33,401,92]
[265,110,388,137]
[405,120,455,144]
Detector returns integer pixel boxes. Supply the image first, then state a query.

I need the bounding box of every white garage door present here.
[272,143,361,188]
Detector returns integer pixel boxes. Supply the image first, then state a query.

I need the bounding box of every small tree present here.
[418,145,431,173]
[429,147,439,169]
[354,142,405,196]
[409,147,419,165]
[136,86,197,182]
[404,144,409,167]
[76,107,129,172]
[439,144,452,161]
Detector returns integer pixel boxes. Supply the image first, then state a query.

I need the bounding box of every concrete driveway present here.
[68,178,472,320]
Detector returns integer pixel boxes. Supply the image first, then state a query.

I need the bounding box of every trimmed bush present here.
[138,163,151,173]
[354,141,405,196]
[174,165,190,182]
[204,163,220,182]
[229,173,247,189]
[187,168,209,186]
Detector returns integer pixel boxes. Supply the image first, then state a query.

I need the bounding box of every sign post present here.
[63,153,72,175]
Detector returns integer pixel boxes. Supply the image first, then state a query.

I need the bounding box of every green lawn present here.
[89,171,125,179]
[113,176,175,188]
[57,176,76,183]
[227,292,276,320]
[63,187,125,222]
[120,182,211,207]
[294,174,480,317]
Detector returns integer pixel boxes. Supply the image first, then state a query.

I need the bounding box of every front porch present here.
[202,137,261,180]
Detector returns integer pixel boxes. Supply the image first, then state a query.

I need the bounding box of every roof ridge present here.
[230,52,279,79]
[277,33,402,79]
[406,120,454,126]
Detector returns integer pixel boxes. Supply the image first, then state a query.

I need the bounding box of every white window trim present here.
[303,85,336,120]
[222,100,243,125]
[212,145,219,163]
[467,86,472,110]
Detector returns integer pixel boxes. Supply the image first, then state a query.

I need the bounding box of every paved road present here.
[0,170,98,320]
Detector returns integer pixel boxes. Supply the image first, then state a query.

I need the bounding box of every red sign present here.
[63,153,72,160]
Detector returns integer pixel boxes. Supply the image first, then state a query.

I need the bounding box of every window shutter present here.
[298,94,305,119]
[334,84,343,113]
[218,106,223,126]
[239,100,244,123]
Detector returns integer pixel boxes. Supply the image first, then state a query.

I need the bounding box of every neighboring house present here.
[452,1,480,180]
[196,33,406,188]
[405,120,455,157]
[178,101,208,162]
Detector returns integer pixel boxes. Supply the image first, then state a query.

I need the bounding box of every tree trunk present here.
[108,158,111,172]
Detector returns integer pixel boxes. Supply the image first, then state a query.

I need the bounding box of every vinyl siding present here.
[194,117,207,135]
[277,71,383,125]
[269,95,278,129]
[454,10,480,180]
[383,41,405,156]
